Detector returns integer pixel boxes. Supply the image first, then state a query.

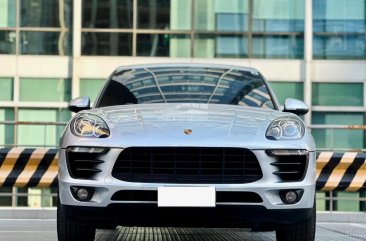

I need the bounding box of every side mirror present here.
[68,96,90,113]
[283,98,309,116]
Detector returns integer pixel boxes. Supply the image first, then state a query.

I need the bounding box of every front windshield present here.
[95,66,276,109]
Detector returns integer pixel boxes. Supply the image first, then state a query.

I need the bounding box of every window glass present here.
[316,192,326,211]
[82,0,133,28]
[137,0,192,30]
[20,31,71,55]
[138,0,191,30]
[0,0,16,27]
[313,0,366,59]
[269,82,303,105]
[313,0,365,33]
[17,109,70,147]
[194,0,249,31]
[252,35,304,59]
[0,108,14,146]
[0,187,12,206]
[194,34,248,58]
[252,0,304,32]
[312,112,364,150]
[335,192,360,211]
[20,78,71,102]
[137,34,191,57]
[82,32,132,56]
[20,0,72,28]
[312,83,363,106]
[0,77,13,101]
[0,31,16,54]
[313,35,366,59]
[97,66,275,110]
[80,79,105,102]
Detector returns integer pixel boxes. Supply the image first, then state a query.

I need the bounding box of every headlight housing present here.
[70,113,110,138]
[266,116,305,140]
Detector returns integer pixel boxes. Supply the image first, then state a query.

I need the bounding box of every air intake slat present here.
[271,153,307,182]
[75,168,102,173]
[66,150,106,179]
[112,147,262,184]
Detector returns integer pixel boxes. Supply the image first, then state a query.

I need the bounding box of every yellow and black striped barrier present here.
[316,152,366,192]
[0,148,366,191]
[0,148,58,188]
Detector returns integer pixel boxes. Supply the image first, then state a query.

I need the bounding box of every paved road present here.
[0,219,365,241]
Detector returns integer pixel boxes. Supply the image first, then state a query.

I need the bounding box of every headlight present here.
[266,116,305,140]
[71,113,110,138]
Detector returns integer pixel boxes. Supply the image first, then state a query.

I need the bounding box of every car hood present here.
[66,104,300,147]
[61,103,314,150]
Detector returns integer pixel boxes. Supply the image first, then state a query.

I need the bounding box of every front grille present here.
[66,152,104,179]
[111,190,262,203]
[270,154,307,182]
[112,147,262,184]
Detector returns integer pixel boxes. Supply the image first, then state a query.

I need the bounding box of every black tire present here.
[57,195,96,241]
[275,203,316,241]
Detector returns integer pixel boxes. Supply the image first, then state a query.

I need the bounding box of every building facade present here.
[0,0,366,208]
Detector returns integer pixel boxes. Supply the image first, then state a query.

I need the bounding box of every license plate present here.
[158,187,215,207]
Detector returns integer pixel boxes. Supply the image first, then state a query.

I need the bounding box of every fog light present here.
[279,189,303,205]
[285,191,297,204]
[77,188,89,201]
[70,186,94,202]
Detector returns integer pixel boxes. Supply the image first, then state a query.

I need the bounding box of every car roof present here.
[114,63,260,74]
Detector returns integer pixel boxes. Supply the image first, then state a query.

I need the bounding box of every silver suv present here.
[57,63,316,241]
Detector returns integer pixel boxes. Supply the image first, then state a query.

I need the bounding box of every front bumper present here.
[58,148,316,211]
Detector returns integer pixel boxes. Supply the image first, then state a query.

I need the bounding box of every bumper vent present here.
[112,147,262,184]
[66,151,105,179]
[269,150,308,182]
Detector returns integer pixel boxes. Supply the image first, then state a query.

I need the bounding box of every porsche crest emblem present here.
[184,129,192,135]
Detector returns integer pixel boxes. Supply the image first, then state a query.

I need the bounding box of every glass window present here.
[17,109,70,147]
[138,0,191,30]
[252,0,304,32]
[335,192,360,212]
[194,34,248,58]
[252,35,304,59]
[20,0,72,28]
[269,82,303,105]
[20,31,71,55]
[0,0,16,27]
[314,0,365,33]
[316,192,326,211]
[312,83,363,106]
[82,0,133,28]
[313,35,366,59]
[312,112,364,150]
[0,77,13,101]
[20,78,71,102]
[194,0,249,31]
[80,79,105,102]
[137,34,191,57]
[0,187,12,206]
[97,66,275,110]
[0,108,14,146]
[313,0,366,59]
[82,32,132,56]
[0,31,16,54]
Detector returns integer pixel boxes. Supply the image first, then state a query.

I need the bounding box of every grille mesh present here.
[112,147,262,184]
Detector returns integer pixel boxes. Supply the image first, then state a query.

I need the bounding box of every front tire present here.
[275,204,316,241]
[57,195,96,241]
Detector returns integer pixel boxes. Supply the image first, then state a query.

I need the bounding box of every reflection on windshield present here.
[96,66,275,109]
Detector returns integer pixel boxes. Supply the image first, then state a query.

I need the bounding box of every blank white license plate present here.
[158,187,215,207]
